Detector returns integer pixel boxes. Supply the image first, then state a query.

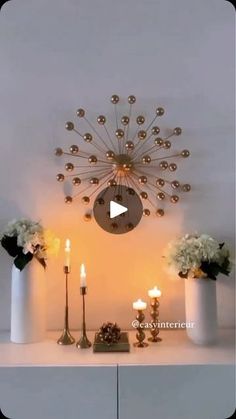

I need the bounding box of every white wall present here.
[0,0,234,331]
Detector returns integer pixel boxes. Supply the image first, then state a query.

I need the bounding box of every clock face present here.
[93,185,143,234]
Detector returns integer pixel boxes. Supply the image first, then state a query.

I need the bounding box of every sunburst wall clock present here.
[54,95,191,230]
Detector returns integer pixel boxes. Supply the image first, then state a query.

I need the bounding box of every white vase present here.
[11,258,46,343]
[185,277,218,345]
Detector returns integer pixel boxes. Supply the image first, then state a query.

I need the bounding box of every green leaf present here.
[14,252,33,271]
[1,235,21,257]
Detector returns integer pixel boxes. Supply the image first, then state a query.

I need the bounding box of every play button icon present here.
[93,185,143,234]
[110,201,128,218]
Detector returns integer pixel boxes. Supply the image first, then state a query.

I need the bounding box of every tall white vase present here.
[11,258,46,343]
[185,277,218,345]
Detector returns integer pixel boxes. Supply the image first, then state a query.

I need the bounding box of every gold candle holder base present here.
[133,310,149,348]
[148,297,162,343]
[76,286,91,349]
[57,266,75,346]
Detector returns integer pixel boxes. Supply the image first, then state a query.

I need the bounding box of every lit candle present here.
[133,299,147,311]
[64,239,71,270]
[148,286,162,299]
[80,263,87,288]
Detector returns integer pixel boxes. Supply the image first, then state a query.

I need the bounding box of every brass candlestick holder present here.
[133,310,148,348]
[76,286,91,349]
[148,297,162,343]
[57,266,75,345]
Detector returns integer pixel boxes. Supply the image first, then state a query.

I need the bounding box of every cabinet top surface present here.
[0,330,234,367]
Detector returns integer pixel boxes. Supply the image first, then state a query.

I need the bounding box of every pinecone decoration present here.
[98,322,121,346]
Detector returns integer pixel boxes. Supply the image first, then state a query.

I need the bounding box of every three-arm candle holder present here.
[76,286,91,349]
[148,297,162,343]
[133,310,149,348]
[57,266,75,345]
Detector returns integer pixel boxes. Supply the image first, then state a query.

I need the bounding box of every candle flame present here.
[80,263,86,276]
[65,239,71,251]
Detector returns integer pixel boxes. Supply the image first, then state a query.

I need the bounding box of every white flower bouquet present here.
[165,234,232,280]
[1,218,60,271]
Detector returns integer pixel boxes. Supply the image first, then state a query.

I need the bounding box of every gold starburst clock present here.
[55,95,191,225]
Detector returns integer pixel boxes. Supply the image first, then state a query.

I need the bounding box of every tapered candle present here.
[133,299,147,311]
[80,263,87,287]
[64,239,71,270]
[148,286,162,299]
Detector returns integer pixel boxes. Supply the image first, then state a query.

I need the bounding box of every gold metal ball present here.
[126,222,134,231]
[156,178,165,187]
[159,161,168,170]
[84,213,92,222]
[169,163,177,172]
[65,163,74,172]
[174,127,182,136]
[121,116,130,125]
[139,175,147,185]
[142,155,151,164]
[115,194,122,202]
[84,133,93,143]
[171,180,180,189]
[82,196,90,205]
[138,130,147,140]
[123,163,133,171]
[56,173,65,182]
[65,196,73,204]
[125,141,134,151]
[170,195,179,203]
[140,191,148,199]
[76,108,85,118]
[65,121,74,131]
[143,208,150,217]
[154,138,163,146]
[156,208,164,217]
[163,140,171,149]
[111,222,118,229]
[54,147,63,156]
[97,198,105,205]
[156,107,165,116]
[128,95,136,104]
[157,192,165,200]
[106,150,115,160]
[72,177,81,186]
[88,155,97,164]
[181,149,190,158]
[152,126,160,135]
[90,177,99,185]
[111,94,119,104]
[116,129,124,139]
[182,183,191,192]
[97,115,106,125]
[127,187,135,195]
[108,179,117,187]
[136,115,145,125]
[70,145,79,154]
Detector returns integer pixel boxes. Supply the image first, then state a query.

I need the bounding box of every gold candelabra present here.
[148,297,162,343]
[76,286,91,349]
[57,266,75,345]
[133,310,148,348]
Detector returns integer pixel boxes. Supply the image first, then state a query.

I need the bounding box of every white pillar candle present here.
[64,239,71,270]
[133,299,147,311]
[80,263,87,287]
[148,286,162,299]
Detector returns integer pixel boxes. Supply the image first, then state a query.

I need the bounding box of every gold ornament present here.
[174,127,182,136]
[169,163,177,172]
[56,173,65,182]
[121,116,130,125]
[90,177,99,185]
[163,141,171,149]
[171,180,180,189]
[154,138,163,146]
[125,141,135,151]
[65,196,73,204]
[138,130,147,140]
[65,163,74,172]
[106,150,115,160]
[156,178,165,187]
[82,196,90,204]
[156,208,164,217]
[116,129,124,139]
[159,161,168,170]
[83,133,93,143]
[142,155,151,164]
[170,195,179,203]
[70,145,79,154]
[136,115,145,125]
[157,192,165,200]
[65,122,74,131]
[108,179,117,187]
[72,177,81,186]
[115,194,122,202]
[181,149,190,158]
[88,155,97,164]
[126,222,134,230]
[111,94,119,104]
[55,147,63,156]
[156,107,165,116]
[111,222,118,229]
[97,115,106,125]
[140,191,148,199]
[139,175,147,185]
[97,198,105,205]
[182,184,191,192]
[143,209,150,216]
[84,213,92,221]
[76,108,85,118]
[152,126,160,135]
[128,95,136,104]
